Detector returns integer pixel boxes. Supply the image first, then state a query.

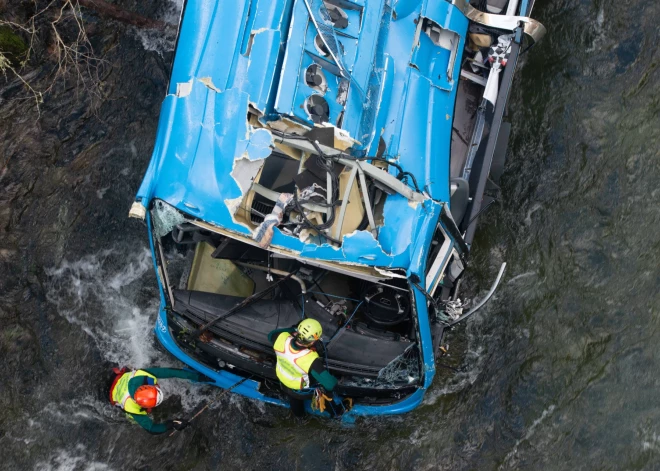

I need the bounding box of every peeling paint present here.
[199,76,221,92]
[224,156,265,217]
[175,79,193,97]
[250,27,270,35]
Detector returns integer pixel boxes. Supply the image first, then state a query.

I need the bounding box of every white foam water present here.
[35,446,113,471]
[45,246,231,413]
[422,316,490,406]
[133,0,184,54]
[46,247,159,367]
[498,405,557,470]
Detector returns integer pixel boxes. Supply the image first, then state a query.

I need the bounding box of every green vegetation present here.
[0,25,27,67]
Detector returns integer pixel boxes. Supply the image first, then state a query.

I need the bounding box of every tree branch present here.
[77,0,174,30]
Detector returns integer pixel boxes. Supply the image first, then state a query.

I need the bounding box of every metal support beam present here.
[356,163,378,238]
[271,136,426,202]
[333,165,359,240]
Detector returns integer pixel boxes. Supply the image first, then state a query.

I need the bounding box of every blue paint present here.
[407,199,442,387]
[393,0,423,20]
[137,0,477,417]
[136,0,468,271]
[520,0,530,15]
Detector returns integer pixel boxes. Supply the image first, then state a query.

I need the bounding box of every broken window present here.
[150,201,422,391]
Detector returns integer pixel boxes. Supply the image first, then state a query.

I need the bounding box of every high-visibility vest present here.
[110,370,158,416]
[274,333,319,390]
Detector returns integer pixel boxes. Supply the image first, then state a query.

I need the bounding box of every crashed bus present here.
[130,0,545,418]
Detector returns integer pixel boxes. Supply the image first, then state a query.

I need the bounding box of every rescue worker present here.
[268,319,349,417]
[109,367,210,434]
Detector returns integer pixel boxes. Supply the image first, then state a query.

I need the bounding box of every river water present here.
[0,0,658,469]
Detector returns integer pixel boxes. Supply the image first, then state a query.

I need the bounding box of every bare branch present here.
[0,0,167,115]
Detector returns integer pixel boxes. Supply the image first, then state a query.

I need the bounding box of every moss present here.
[2,324,28,343]
[0,25,27,66]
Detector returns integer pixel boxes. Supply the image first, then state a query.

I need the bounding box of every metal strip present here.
[326,170,333,220]
[233,261,307,293]
[157,241,176,309]
[425,224,453,294]
[506,0,520,15]
[356,163,377,238]
[447,262,506,326]
[333,165,359,240]
[271,136,426,202]
[440,203,469,256]
[251,183,327,213]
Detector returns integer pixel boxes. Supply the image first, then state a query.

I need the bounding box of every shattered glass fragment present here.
[342,344,420,389]
[152,201,186,239]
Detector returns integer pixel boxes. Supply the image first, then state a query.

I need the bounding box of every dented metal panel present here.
[136,0,465,275]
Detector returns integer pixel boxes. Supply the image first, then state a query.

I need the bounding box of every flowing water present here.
[1,0,659,469]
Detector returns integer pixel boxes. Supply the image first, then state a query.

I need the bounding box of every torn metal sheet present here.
[135,0,546,418]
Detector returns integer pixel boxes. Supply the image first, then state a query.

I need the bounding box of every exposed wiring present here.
[399,171,421,193]
[327,301,364,346]
[310,276,332,304]
[356,156,421,193]
[289,137,343,245]
[271,129,422,196]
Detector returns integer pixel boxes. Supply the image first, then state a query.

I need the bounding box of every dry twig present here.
[0,0,137,114]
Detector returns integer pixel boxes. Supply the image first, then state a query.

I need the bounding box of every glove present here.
[172,419,190,431]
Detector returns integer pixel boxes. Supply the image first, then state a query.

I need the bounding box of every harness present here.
[109,368,157,415]
[108,367,127,406]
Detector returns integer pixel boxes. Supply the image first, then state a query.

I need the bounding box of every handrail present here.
[447,262,506,326]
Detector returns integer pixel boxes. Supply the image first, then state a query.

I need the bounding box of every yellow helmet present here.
[297,318,322,344]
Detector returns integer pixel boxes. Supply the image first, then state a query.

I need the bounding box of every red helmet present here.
[134,385,163,409]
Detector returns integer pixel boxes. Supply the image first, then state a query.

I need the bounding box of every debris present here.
[252,193,294,248]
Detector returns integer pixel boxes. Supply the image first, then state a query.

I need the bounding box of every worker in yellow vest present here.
[269,319,349,417]
[109,367,210,434]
